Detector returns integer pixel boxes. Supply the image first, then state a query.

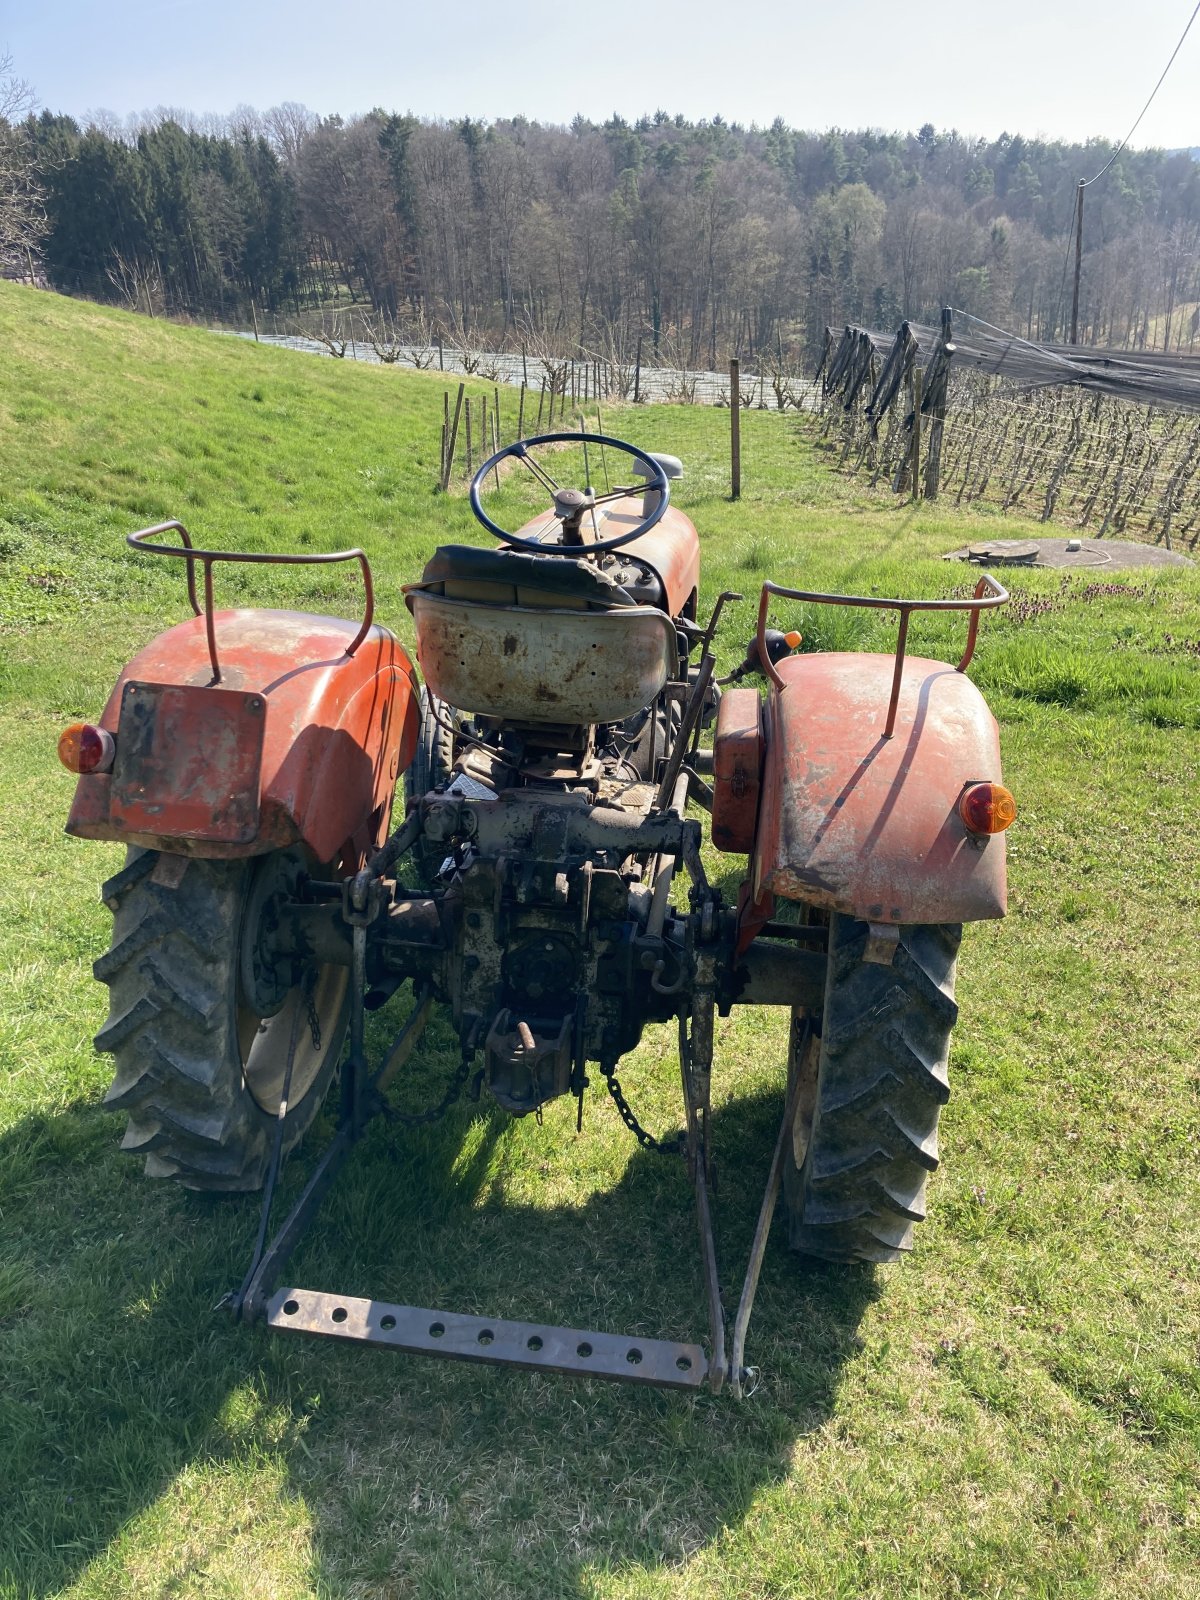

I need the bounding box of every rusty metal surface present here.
[753,652,1008,924]
[125,521,375,682]
[67,609,418,860]
[266,1288,707,1389]
[512,498,701,617]
[757,575,1009,736]
[612,506,701,618]
[711,687,764,854]
[110,681,265,843]
[410,592,678,724]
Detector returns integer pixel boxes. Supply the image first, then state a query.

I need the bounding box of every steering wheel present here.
[468,431,670,556]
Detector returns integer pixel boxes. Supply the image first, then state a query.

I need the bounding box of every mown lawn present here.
[1,281,1198,1600]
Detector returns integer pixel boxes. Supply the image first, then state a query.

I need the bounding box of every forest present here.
[3,83,1200,363]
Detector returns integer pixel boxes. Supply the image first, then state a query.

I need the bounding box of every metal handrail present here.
[127,521,375,683]
[757,573,1009,738]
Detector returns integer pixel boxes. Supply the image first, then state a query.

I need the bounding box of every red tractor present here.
[60,431,1014,1394]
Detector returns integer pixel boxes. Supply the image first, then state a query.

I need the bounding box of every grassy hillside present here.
[1,281,1198,1600]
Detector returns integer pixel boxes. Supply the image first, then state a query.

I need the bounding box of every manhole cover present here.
[966,540,1040,565]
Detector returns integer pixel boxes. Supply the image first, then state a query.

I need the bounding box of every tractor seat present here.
[403,544,678,726]
[406,543,637,611]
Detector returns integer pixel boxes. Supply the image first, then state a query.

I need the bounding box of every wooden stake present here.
[465,398,473,477]
[730,358,742,500]
[441,382,465,491]
[910,367,922,503]
[633,336,642,404]
[517,383,526,440]
[924,308,952,501]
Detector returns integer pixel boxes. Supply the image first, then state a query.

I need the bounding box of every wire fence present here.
[812,313,1200,549]
[220,318,821,414]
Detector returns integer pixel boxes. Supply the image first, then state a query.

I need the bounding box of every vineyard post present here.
[633,336,642,404]
[517,383,526,440]
[910,366,923,503]
[924,308,953,501]
[465,398,473,477]
[441,383,465,492]
[730,357,742,499]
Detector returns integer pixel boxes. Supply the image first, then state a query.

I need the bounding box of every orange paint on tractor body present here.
[66,608,419,863]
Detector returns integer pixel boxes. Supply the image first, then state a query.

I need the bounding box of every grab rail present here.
[757,574,1008,738]
[127,521,375,683]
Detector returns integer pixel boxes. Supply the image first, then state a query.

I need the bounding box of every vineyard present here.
[815,314,1200,549]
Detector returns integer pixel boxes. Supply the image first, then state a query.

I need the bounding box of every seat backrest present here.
[404,546,677,726]
[407,544,637,611]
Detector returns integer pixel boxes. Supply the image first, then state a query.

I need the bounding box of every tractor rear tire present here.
[783,915,961,1263]
[405,691,458,883]
[94,847,349,1192]
[405,690,455,808]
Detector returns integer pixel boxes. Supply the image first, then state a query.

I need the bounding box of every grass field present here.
[1,280,1198,1600]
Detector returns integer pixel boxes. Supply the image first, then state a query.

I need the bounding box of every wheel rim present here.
[238,963,348,1114]
[237,848,350,1115]
[789,1020,821,1171]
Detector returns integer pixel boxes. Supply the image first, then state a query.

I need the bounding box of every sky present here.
[3,0,1199,149]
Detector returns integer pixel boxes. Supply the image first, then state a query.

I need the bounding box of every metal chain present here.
[600,1060,684,1157]
[305,973,322,1053]
[382,1047,473,1128]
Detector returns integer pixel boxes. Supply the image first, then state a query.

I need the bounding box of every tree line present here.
[3,77,1200,362]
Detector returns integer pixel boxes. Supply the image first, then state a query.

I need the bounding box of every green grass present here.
[1,280,1199,1599]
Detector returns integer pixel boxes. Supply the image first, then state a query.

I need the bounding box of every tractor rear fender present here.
[751,651,1008,925]
[66,609,420,862]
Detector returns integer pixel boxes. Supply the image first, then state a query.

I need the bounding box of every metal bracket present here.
[863,923,901,965]
[267,1289,705,1390]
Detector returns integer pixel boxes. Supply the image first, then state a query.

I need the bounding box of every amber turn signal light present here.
[784,630,803,650]
[58,722,116,775]
[958,781,1017,835]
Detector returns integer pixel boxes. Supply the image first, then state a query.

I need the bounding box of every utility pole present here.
[1070,180,1085,345]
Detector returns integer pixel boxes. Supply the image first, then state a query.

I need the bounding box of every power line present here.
[1082,0,1200,187]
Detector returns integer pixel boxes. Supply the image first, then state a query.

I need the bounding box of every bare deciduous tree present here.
[0,54,48,281]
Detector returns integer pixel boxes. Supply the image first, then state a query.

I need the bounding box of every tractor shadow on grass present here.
[290,1079,883,1596]
[0,1082,879,1597]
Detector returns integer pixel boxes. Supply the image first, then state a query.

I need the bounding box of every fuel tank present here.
[513,496,700,619]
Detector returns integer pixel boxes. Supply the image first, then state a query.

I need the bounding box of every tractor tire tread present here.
[94,851,334,1192]
[786,915,961,1265]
